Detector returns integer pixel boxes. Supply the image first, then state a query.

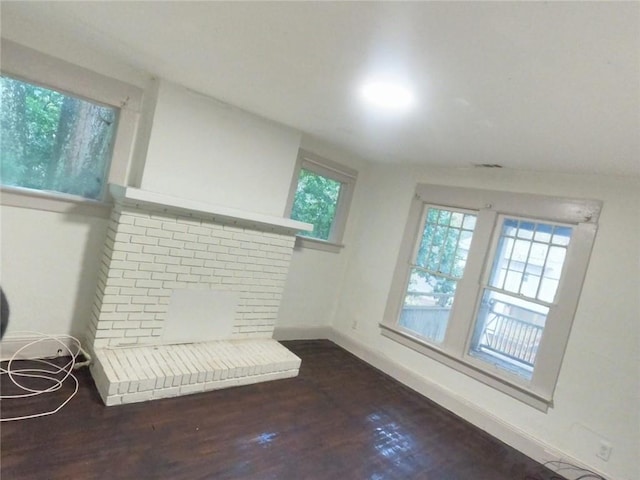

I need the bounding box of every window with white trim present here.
[1,75,118,200]
[0,40,142,213]
[382,184,601,411]
[285,149,357,252]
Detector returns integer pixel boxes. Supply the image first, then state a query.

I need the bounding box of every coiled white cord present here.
[0,332,91,422]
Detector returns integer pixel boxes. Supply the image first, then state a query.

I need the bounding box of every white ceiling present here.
[2,2,639,176]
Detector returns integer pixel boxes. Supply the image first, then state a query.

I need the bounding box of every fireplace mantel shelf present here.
[110,184,313,233]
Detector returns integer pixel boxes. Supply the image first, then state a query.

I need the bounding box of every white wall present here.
[329,163,639,480]
[141,80,302,217]
[0,206,108,341]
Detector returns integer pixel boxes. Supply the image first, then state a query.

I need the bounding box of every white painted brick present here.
[131,296,158,305]
[187,225,211,235]
[147,288,171,297]
[96,328,126,339]
[142,245,170,255]
[103,286,119,295]
[146,228,173,239]
[181,258,204,268]
[133,217,163,229]
[105,395,123,406]
[153,386,181,399]
[207,245,229,254]
[115,214,134,225]
[199,276,222,285]
[130,236,158,246]
[180,383,204,395]
[220,239,241,248]
[122,390,153,403]
[151,272,177,281]
[108,260,139,271]
[177,274,200,283]
[118,224,147,235]
[140,320,164,329]
[197,235,220,245]
[127,313,157,322]
[216,253,238,263]
[173,232,197,243]
[194,251,217,260]
[112,320,141,330]
[119,287,148,296]
[190,267,214,276]
[124,328,153,337]
[224,262,245,271]
[169,248,193,258]
[107,278,136,287]
[101,295,131,305]
[166,265,190,274]
[123,271,152,279]
[115,304,144,313]
[110,251,127,261]
[158,238,184,248]
[139,263,166,273]
[184,242,207,251]
[135,279,163,289]
[144,304,167,313]
[154,255,181,265]
[162,222,189,233]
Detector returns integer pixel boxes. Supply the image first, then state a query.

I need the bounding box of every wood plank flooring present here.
[1,340,564,480]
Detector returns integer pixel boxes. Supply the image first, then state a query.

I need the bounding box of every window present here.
[382,184,601,411]
[0,40,142,214]
[286,149,357,252]
[1,76,118,200]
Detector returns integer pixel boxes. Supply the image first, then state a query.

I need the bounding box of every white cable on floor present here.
[0,331,89,422]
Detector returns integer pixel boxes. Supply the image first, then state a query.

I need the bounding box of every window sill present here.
[0,186,112,218]
[294,235,345,253]
[379,322,552,412]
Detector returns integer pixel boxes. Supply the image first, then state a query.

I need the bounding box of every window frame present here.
[0,40,143,217]
[381,184,601,411]
[285,149,357,253]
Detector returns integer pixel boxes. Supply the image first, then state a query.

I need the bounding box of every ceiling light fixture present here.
[360,80,415,112]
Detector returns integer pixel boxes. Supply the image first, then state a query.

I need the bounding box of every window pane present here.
[0,76,117,200]
[399,269,456,344]
[290,168,342,241]
[489,218,572,303]
[469,290,549,380]
[400,207,477,344]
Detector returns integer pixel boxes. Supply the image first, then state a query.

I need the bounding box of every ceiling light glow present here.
[360,80,415,111]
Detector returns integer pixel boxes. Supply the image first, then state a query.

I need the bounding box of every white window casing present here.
[0,40,143,217]
[285,149,357,252]
[381,183,602,411]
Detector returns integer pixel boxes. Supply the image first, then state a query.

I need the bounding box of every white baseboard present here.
[273,325,332,341]
[0,335,77,361]
[326,328,612,480]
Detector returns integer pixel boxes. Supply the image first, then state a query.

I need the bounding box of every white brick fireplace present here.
[88,185,311,405]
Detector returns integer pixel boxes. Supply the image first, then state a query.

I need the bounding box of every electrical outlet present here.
[596,440,612,461]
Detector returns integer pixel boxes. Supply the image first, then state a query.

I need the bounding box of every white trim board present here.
[273,326,333,341]
[0,335,77,361]
[274,325,613,480]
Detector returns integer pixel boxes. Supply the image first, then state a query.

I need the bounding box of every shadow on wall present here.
[62,205,111,342]
[1,287,9,338]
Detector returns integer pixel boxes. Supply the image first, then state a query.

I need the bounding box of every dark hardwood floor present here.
[1,340,564,480]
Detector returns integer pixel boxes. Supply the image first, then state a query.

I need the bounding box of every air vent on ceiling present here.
[473,163,503,168]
